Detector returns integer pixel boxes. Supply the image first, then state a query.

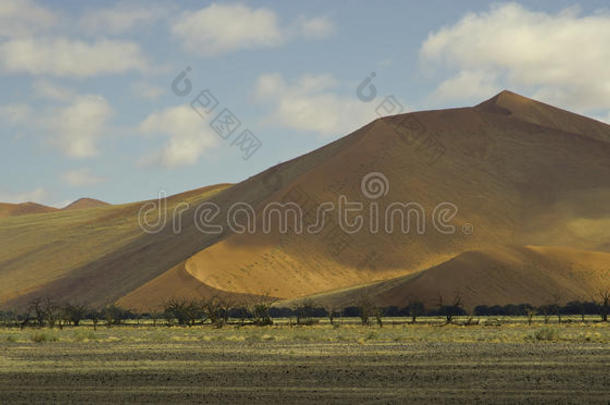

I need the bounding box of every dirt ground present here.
[0,323,608,403]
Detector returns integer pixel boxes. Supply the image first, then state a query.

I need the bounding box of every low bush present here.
[534,328,559,341]
[296,318,319,326]
[72,330,97,342]
[31,331,58,343]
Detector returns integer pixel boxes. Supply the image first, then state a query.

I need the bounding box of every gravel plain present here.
[0,323,608,404]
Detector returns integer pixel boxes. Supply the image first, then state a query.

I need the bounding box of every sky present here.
[1,0,609,207]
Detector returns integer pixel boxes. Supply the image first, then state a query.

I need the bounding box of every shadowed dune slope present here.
[1,91,609,310]
[277,246,610,311]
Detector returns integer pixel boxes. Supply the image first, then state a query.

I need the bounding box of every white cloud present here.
[0,187,48,204]
[0,0,58,38]
[420,3,610,114]
[0,103,31,125]
[139,105,219,168]
[299,16,335,39]
[61,168,106,187]
[79,2,168,35]
[0,37,148,77]
[33,80,76,102]
[131,81,165,100]
[1,95,112,157]
[430,70,502,103]
[254,73,380,137]
[172,4,335,56]
[172,3,282,56]
[45,95,113,158]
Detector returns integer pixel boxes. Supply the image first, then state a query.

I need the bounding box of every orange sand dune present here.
[1,91,609,311]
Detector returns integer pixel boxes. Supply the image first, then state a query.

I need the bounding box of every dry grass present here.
[1,318,608,345]
[0,318,608,403]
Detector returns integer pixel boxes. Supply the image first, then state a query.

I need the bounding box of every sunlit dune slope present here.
[277,246,610,311]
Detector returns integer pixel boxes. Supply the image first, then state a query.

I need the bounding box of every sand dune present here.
[277,246,610,311]
[0,184,231,306]
[0,202,57,218]
[1,91,609,310]
[62,198,110,210]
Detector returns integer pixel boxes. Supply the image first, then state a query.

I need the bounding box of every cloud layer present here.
[2,90,113,158]
[139,105,219,168]
[254,73,378,137]
[0,0,57,38]
[0,38,149,77]
[172,3,335,56]
[46,95,113,158]
[421,3,610,114]
[61,168,106,187]
[79,2,168,35]
[0,187,48,204]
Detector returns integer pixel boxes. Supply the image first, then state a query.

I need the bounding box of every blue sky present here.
[1,0,609,207]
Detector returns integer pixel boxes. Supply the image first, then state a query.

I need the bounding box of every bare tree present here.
[597,289,609,322]
[63,303,88,327]
[526,307,536,326]
[539,304,551,324]
[218,297,234,325]
[356,292,374,326]
[373,308,383,328]
[29,297,61,328]
[88,309,101,330]
[324,304,338,326]
[150,311,163,327]
[295,299,316,325]
[248,293,275,326]
[28,298,45,327]
[163,298,202,326]
[19,308,31,330]
[406,298,425,324]
[438,292,463,323]
[202,296,234,327]
[551,294,562,324]
[579,301,586,323]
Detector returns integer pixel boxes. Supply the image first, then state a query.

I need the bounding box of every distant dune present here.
[1,91,609,311]
[0,202,57,218]
[62,198,110,210]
